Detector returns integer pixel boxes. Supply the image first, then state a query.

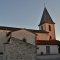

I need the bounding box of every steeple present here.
[38,7,56,40]
[39,7,55,26]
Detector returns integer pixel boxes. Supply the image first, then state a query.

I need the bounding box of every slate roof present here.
[39,7,55,26]
[36,40,60,45]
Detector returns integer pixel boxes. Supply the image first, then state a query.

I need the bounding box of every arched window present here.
[49,25,51,31]
[23,38,26,42]
[50,36,52,39]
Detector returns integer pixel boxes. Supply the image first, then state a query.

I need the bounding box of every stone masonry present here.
[3,37,37,60]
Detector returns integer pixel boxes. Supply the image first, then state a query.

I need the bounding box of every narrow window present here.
[50,36,52,39]
[41,26,43,30]
[49,25,51,31]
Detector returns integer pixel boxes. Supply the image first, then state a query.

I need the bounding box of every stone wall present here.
[36,33,49,40]
[3,37,37,60]
[12,29,36,45]
[0,30,9,52]
[39,23,56,40]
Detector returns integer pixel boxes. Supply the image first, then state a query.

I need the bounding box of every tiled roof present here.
[0,26,48,33]
[36,40,60,45]
[0,26,21,31]
[39,7,55,26]
[26,29,49,33]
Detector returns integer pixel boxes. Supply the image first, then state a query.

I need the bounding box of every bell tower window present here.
[50,36,52,40]
[49,25,51,31]
[41,26,43,30]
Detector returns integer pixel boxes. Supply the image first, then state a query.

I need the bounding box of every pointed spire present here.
[39,7,55,26]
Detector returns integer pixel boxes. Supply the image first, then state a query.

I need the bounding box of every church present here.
[0,7,60,60]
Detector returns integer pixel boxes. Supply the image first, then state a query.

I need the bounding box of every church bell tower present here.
[38,7,56,40]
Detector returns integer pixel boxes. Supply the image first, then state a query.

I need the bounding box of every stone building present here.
[36,7,60,55]
[3,37,36,60]
[0,7,59,60]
